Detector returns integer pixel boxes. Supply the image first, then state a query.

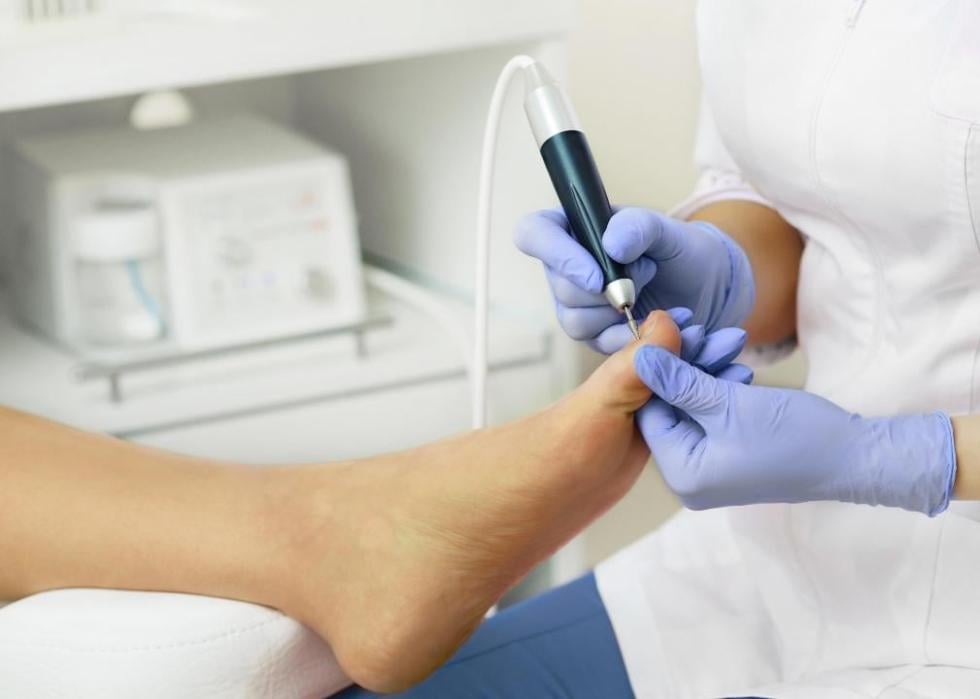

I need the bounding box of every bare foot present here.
[276,311,680,692]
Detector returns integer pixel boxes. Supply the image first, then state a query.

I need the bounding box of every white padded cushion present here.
[0,589,350,698]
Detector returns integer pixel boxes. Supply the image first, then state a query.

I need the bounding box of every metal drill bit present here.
[624,306,640,340]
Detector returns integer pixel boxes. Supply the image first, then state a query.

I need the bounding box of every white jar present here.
[72,200,167,347]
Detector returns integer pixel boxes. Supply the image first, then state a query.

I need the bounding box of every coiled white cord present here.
[472,54,535,430]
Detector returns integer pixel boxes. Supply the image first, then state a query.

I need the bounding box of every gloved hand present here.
[633,346,957,516]
[515,207,755,354]
[651,307,754,388]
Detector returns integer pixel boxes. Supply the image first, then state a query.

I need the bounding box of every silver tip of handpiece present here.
[624,306,640,340]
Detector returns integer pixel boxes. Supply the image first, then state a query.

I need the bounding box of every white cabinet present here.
[0,0,574,112]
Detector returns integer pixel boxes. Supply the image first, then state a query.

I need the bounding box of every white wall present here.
[568,0,702,211]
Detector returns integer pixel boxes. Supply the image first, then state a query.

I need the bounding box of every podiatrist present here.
[342,1,980,697]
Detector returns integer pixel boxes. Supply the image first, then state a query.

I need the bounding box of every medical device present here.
[473,56,636,427]
[524,62,639,337]
[6,115,366,355]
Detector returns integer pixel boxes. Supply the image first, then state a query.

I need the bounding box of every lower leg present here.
[0,411,293,606]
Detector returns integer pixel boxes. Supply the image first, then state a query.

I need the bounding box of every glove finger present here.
[602,208,687,264]
[515,209,603,293]
[547,256,658,309]
[667,307,694,329]
[634,346,728,418]
[691,327,748,374]
[547,270,608,308]
[635,396,679,436]
[625,256,658,291]
[715,363,754,385]
[679,325,706,363]
[636,400,707,465]
[557,303,623,341]
[587,322,634,355]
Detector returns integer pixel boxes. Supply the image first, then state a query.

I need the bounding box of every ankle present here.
[247,464,349,618]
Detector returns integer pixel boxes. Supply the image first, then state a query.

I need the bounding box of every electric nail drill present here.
[522,61,640,339]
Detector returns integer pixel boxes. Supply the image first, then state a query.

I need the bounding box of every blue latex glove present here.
[677,323,753,385]
[633,347,957,516]
[657,308,754,387]
[514,207,755,354]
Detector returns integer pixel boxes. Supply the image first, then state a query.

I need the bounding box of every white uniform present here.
[596,1,980,696]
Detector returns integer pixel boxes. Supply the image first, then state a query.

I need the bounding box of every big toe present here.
[635,310,682,352]
[586,310,682,412]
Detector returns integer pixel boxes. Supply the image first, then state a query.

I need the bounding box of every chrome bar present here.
[77,314,393,403]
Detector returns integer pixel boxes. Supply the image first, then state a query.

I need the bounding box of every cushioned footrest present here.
[0,589,349,698]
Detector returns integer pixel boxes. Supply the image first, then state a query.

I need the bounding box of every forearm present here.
[952,414,980,500]
[688,200,803,345]
[0,406,294,603]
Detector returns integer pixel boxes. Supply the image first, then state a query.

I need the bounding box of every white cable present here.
[364,265,472,375]
[472,54,534,430]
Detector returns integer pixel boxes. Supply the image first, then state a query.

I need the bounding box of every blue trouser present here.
[335,572,635,698]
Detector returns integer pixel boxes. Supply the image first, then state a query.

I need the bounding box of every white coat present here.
[596,1,980,696]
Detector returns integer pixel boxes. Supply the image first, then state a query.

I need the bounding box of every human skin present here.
[0,310,681,693]
[952,415,980,500]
